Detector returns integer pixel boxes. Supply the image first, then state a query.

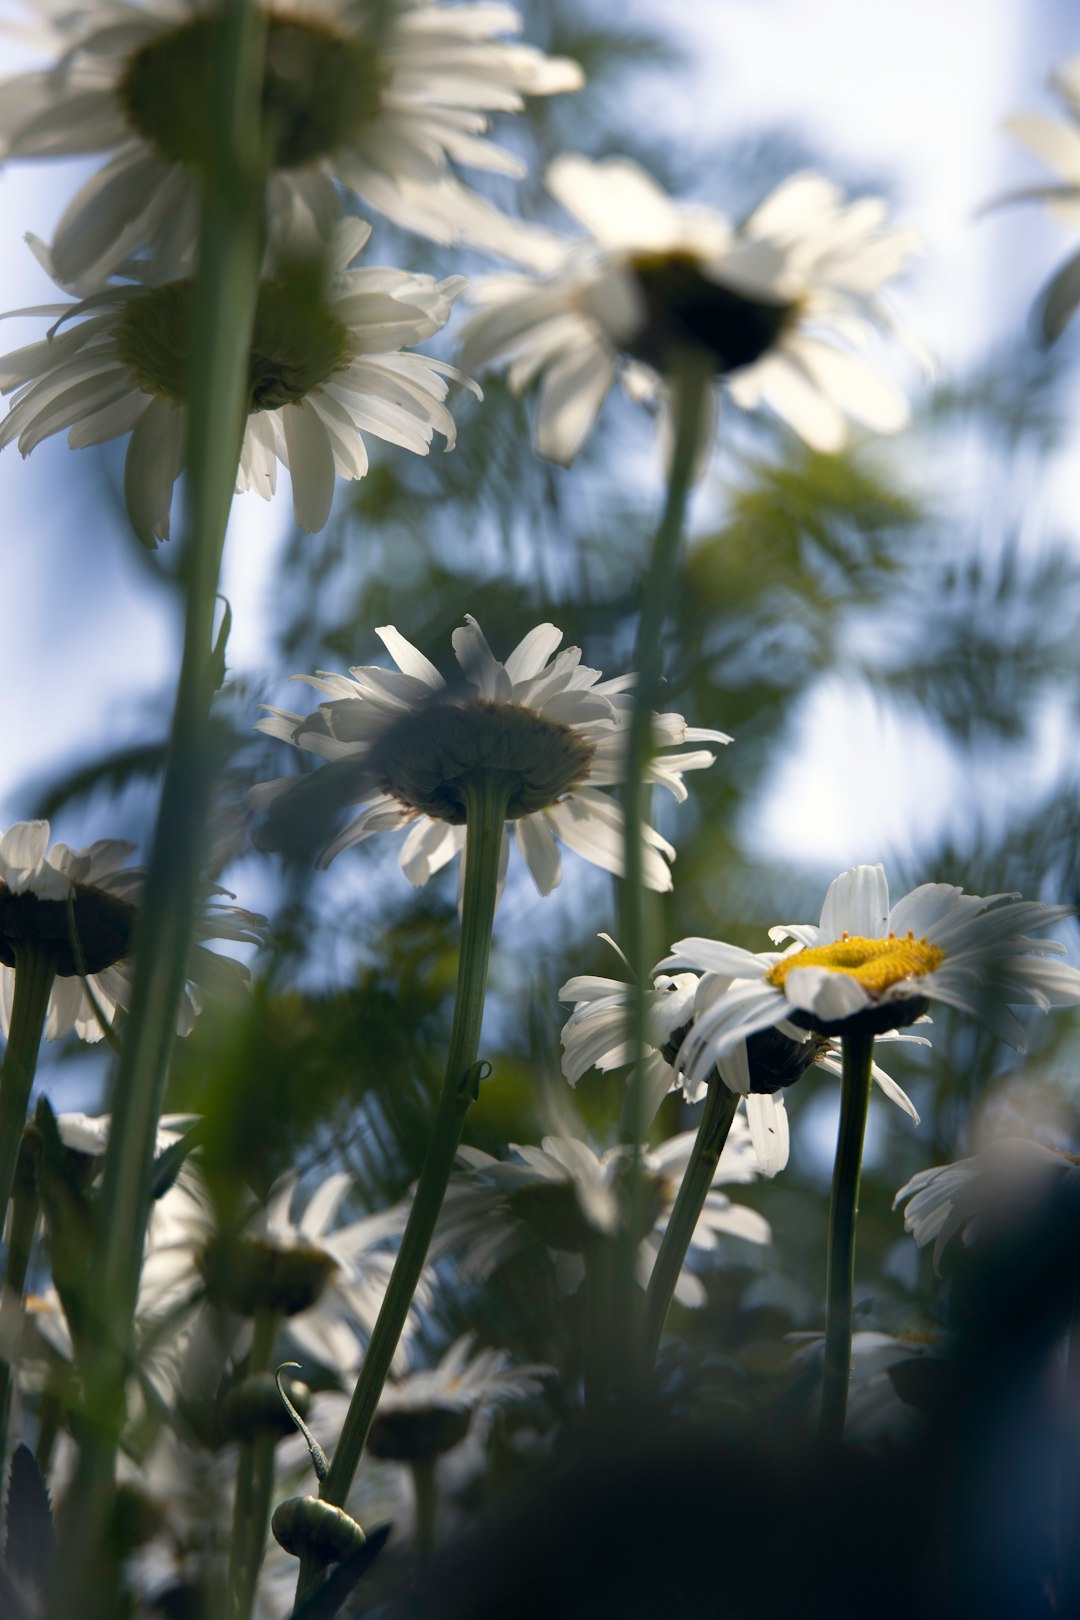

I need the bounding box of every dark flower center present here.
[627,251,796,373]
[114,278,352,412]
[343,697,598,824]
[117,13,384,171]
[0,881,135,976]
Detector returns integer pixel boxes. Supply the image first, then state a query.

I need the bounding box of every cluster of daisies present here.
[3,2,1080,1604]
[0,0,936,545]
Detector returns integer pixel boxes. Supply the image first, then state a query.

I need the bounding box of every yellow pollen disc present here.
[765,931,944,998]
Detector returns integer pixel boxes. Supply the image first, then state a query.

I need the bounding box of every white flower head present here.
[894,1139,1080,1274]
[437,1121,770,1309]
[1000,58,1080,341]
[366,1333,549,1463]
[559,939,927,1177]
[461,154,922,464]
[251,616,730,898]
[0,220,476,542]
[138,1163,426,1392]
[790,1327,945,1443]
[0,0,584,284]
[0,819,265,1042]
[666,864,1080,1095]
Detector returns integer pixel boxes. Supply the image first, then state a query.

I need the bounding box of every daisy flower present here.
[999,58,1080,341]
[0,0,584,284]
[251,615,729,897]
[0,819,264,1042]
[460,153,921,464]
[665,864,1080,1093]
[137,1164,428,1388]
[365,1334,548,1464]
[0,219,475,542]
[894,1139,1080,1274]
[436,1122,770,1307]
[559,943,926,1177]
[790,1327,945,1442]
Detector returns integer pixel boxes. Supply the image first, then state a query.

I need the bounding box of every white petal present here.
[281,403,336,533]
[515,814,562,895]
[744,1093,790,1177]
[818,865,890,940]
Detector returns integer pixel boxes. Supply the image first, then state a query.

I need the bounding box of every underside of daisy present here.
[117,11,384,173]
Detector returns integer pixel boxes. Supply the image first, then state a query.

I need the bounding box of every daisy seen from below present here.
[895,1139,1080,1274]
[560,941,924,1177]
[0,0,584,285]
[664,862,1080,1439]
[999,58,1080,341]
[0,819,265,1047]
[136,1165,428,1391]
[0,219,475,542]
[460,153,922,464]
[667,863,1080,1084]
[252,615,730,898]
[436,1120,770,1306]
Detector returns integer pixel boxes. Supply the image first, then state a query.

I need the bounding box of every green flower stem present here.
[0,946,55,1228]
[295,774,509,1607]
[0,947,54,1461]
[641,1080,739,1365]
[410,1457,439,1564]
[819,1031,876,1443]
[618,352,711,1345]
[583,1235,616,1413]
[227,1309,280,1620]
[47,8,268,1615]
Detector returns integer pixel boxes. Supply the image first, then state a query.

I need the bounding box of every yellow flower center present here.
[766,932,944,998]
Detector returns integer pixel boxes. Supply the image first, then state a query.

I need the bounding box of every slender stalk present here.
[641,1080,739,1364]
[819,1031,875,1443]
[617,353,711,1343]
[228,1310,280,1620]
[583,1236,615,1414]
[0,946,55,1228]
[0,1129,44,1464]
[1059,1277,1080,1614]
[295,775,509,1607]
[410,1457,438,1564]
[47,8,267,1613]
[0,956,53,1464]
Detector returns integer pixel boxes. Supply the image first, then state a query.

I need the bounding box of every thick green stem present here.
[295,776,508,1607]
[47,8,267,1615]
[0,950,54,1462]
[642,1081,739,1364]
[0,946,55,1229]
[0,1136,43,1464]
[819,1032,875,1443]
[583,1236,615,1414]
[410,1457,438,1564]
[617,354,711,1340]
[228,1310,280,1620]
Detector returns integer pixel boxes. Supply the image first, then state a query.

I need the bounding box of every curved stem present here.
[641,1080,739,1365]
[819,1032,875,1443]
[618,353,711,1352]
[295,775,508,1607]
[228,1309,281,1620]
[48,7,268,1614]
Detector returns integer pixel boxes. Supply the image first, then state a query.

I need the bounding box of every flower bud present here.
[272,1496,367,1562]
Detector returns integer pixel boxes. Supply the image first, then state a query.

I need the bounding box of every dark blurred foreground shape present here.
[363,1163,1080,1620]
